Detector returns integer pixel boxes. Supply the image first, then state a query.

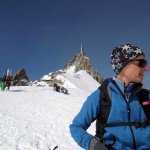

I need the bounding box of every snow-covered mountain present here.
[40,66,100,93]
[38,48,103,88]
[0,70,100,150]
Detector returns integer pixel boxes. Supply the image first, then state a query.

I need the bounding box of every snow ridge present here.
[0,71,99,150]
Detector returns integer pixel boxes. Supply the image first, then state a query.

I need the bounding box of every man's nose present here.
[144,65,149,71]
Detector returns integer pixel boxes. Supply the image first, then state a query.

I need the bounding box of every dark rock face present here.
[12,68,29,86]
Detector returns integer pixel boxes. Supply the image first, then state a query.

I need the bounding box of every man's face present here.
[120,55,149,83]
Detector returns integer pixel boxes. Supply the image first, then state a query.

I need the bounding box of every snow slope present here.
[0,71,100,150]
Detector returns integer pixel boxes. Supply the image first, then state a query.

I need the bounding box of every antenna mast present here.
[80,43,83,52]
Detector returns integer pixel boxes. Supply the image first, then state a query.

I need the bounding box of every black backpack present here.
[96,78,150,141]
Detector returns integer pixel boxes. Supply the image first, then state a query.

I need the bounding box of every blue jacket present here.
[69,79,150,150]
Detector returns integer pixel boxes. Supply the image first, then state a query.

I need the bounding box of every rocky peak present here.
[12,68,29,86]
[64,47,103,83]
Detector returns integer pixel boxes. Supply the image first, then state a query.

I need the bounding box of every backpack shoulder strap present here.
[96,78,112,140]
[98,78,112,122]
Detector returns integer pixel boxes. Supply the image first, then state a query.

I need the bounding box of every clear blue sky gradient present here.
[0,0,150,88]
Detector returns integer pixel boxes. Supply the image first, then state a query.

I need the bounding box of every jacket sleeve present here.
[69,90,100,150]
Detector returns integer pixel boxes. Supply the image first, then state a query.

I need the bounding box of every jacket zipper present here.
[112,81,137,150]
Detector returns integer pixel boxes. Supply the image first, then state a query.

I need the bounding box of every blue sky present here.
[0,0,150,88]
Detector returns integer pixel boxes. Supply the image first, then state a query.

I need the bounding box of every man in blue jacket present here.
[69,44,150,150]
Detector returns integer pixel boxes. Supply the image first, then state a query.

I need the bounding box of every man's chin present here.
[136,77,143,83]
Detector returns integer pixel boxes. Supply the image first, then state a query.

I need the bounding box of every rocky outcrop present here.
[64,47,103,83]
[41,70,65,87]
[12,68,29,86]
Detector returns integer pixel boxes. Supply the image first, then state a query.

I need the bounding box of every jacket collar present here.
[112,76,135,94]
[109,76,143,96]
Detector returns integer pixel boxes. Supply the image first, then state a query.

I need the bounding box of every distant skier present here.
[0,73,6,90]
[61,86,68,94]
[53,83,68,94]
[1,69,13,90]
[5,76,12,90]
[5,69,12,90]
[53,83,60,92]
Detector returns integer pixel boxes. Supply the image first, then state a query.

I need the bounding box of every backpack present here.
[96,78,150,141]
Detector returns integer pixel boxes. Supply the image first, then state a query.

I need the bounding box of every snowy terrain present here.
[0,70,100,150]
